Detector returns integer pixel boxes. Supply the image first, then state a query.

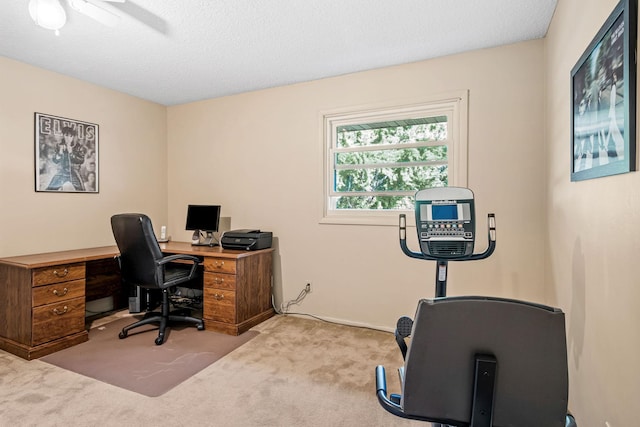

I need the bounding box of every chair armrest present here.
[157,254,201,266]
[156,254,201,285]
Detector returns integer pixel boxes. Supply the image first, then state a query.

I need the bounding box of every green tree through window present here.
[322,92,468,225]
[334,119,448,210]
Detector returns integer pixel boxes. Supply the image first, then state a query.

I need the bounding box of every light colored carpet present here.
[0,314,423,426]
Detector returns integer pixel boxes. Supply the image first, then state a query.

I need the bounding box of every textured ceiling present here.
[0,0,557,106]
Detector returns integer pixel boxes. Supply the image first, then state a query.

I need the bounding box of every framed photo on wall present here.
[570,0,637,181]
[35,113,99,193]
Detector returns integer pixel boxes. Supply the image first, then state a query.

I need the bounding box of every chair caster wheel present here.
[155,336,164,345]
[197,324,205,331]
[119,331,127,339]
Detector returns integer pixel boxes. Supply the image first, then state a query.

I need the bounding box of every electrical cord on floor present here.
[271,293,393,335]
[278,286,309,314]
[169,286,203,309]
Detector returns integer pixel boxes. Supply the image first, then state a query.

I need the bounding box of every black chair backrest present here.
[111,213,164,288]
[402,296,568,427]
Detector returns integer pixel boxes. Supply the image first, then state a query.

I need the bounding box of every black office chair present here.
[111,213,205,345]
[376,296,577,427]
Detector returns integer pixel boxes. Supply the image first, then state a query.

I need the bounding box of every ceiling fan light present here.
[28,0,67,32]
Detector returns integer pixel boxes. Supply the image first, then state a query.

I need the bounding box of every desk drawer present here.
[203,258,236,274]
[32,297,85,345]
[204,272,236,290]
[203,287,236,323]
[33,263,85,286]
[33,279,85,307]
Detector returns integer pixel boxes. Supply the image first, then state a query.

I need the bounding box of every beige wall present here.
[167,39,547,329]
[545,0,640,424]
[0,57,168,257]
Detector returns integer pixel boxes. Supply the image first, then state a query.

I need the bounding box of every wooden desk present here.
[0,242,274,360]
[159,242,275,336]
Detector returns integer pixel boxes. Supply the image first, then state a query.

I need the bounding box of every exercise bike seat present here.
[376,296,576,426]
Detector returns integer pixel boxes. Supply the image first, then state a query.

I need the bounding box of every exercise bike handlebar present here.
[375,365,414,419]
[375,365,435,422]
[399,213,496,262]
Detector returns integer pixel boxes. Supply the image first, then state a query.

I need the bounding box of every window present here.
[322,91,468,225]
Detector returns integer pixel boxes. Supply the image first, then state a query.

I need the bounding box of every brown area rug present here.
[40,316,258,397]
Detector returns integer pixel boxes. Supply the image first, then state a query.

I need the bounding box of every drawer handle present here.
[213,293,225,300]
[53,268,69,278]
[214,261,225,268]
[214,277,224,284]
[53,306,68,315]
[52,288,69,297]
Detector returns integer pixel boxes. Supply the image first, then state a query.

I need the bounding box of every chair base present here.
[118,312,204,345]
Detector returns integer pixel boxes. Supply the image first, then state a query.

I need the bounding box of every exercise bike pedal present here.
[396,316,413,338]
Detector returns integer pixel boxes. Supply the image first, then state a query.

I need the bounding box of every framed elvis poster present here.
[570,0,637,181]
[35,113,99,193]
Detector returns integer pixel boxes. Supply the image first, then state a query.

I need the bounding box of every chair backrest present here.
[111,213,164,288]
[402,296,568,427]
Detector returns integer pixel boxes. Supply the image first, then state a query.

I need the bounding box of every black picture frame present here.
[571,0,637,181]
[34,113,99,193]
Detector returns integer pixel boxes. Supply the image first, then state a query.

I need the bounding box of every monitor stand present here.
[191,230,219,247]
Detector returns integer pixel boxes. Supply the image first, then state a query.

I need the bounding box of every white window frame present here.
[321,90,468,226]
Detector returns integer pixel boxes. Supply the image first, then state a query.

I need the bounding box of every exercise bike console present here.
[399,187,496,297]
[415,187,476,258]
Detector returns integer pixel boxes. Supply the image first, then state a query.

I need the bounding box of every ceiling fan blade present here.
[68,0,121,27]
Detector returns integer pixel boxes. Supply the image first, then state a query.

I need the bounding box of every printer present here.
[221,229,273,251]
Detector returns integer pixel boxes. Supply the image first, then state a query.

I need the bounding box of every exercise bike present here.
[374,187,577,427]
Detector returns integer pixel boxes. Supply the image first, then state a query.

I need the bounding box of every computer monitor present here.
[185,204,221,246]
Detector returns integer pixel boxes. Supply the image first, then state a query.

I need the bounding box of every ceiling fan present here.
[29,0,125,35]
